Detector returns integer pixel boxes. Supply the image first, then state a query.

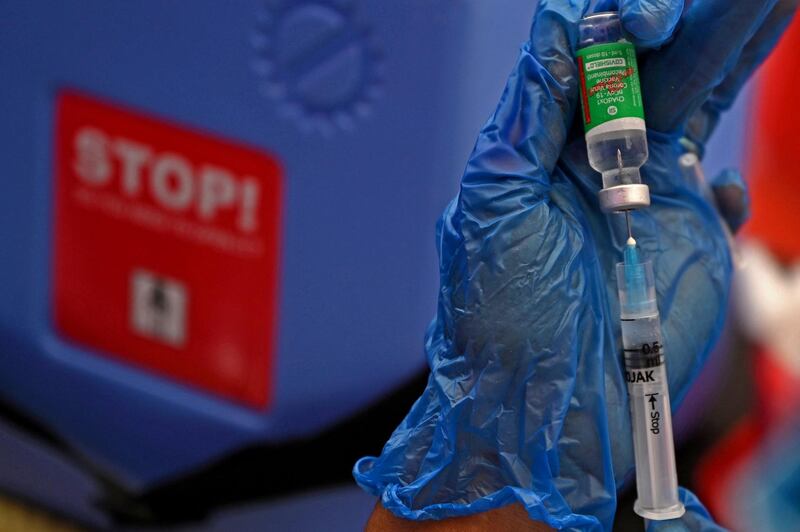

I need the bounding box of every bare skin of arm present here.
[365,502,554,531]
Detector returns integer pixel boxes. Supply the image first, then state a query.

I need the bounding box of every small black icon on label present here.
[131,269,188,347]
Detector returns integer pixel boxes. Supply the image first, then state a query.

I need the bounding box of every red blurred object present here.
[742,13,800,263]
[696,13,800,522]
[53,91,283,408]
[695,347,800,523]
[694,415,761,523]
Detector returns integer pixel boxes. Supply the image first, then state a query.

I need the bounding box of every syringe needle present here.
[625,210,632,241]
[619,149,633,242]
[625,211,633,238]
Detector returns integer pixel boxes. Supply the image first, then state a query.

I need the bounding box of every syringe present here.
[576,9,685,521]
[617,239,685,520]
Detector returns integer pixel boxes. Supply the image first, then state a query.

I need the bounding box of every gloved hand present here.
[645,488,720,532]
[355,0,796,529]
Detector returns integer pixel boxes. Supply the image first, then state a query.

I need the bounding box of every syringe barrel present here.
[617,262,685,520]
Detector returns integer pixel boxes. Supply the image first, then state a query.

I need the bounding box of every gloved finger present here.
[684,0,798,154]
[591,0,684,47]
[641,0,779,135]
[709,168,750,233]
[621,0,685,47]
[459,0,589,219]
[645,487,726,531]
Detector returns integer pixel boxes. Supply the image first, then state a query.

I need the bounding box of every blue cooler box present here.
[0,1,535,528]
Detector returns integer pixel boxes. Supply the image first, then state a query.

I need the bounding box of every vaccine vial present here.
[577,12,650,212]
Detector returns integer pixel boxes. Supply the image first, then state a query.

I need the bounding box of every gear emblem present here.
[252,0,383,134]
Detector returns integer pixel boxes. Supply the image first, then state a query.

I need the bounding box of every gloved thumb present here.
[591,0,684,48]
[620,0,684,48]
[709,168,750,234]
[645,487,727,531]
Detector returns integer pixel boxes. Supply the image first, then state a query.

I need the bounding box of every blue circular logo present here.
[252,0,383,134]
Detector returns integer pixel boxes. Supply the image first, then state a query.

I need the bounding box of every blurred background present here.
[0,1,797,530]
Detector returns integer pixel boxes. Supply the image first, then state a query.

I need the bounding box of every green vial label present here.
[576,41,644,132]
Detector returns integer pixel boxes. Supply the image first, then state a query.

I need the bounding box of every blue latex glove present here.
[354,0,795,529]
[644,488,723,532]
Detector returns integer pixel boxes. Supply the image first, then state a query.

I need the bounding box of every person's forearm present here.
[365,502,553,531]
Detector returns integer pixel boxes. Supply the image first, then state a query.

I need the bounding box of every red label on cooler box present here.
[53,91,282,408]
